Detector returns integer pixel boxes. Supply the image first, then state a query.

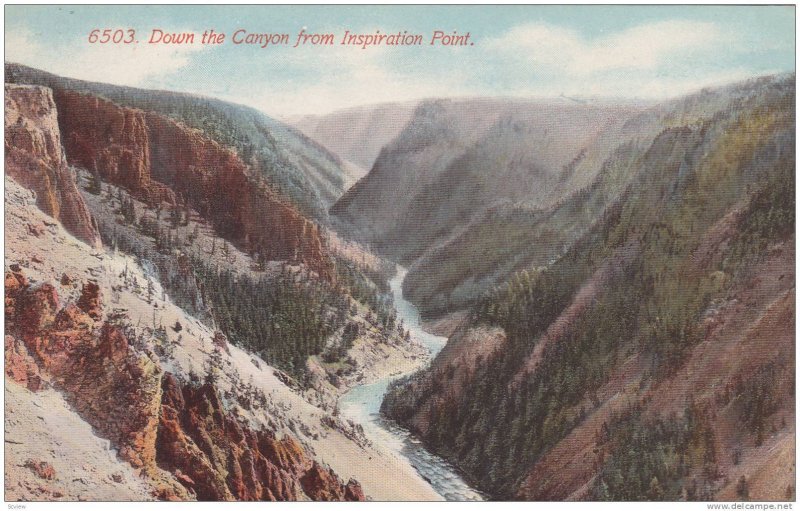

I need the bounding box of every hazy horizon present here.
[5,5,795,117]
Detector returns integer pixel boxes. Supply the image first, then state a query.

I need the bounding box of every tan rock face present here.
[4,85,101,248]
[53,90,332,279]
[157,373,365,501]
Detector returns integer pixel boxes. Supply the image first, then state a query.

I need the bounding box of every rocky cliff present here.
[5,172,431,501]
[332,98,641,263]
[52,90,331,279]
[5,268,363,501]
[158,373,364,501]
[7,63,352,223]
[54,90,174,205]
[331,97,643,315]
[4,84,101,247]
[6,269,164,470]
[145,112,329,276]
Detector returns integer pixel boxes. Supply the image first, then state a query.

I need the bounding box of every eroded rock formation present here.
[4,85,100,247]
[157,374,364,501]
[4,270,363,501]
[53,90,331,279]
[5,270,162,469]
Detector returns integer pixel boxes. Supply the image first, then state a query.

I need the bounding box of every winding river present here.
[338,267,484,501]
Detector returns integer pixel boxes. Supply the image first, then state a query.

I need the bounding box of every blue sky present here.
[5,5,795,117]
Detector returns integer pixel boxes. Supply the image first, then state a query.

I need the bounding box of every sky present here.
[5,5,796,118]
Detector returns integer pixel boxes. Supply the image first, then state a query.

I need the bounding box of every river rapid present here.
[338,267,484,501]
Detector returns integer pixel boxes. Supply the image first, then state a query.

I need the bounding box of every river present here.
[338,267,484,501]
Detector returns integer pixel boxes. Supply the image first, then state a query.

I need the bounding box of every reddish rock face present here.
[4,270,364,501]
[148,113,332,278]
[17,283,60,337]
[5,270,29,322]
[57,89,149,191]
[157,373,364,501]
[53,90,332,279]
[344,479,366,501]
[299,461,354,501]
[5,334,44,392]
[25,460,56,480]
[76,281,102,320]
[5,271,163,469]
[54,90,175,205]
[4,85,101,248]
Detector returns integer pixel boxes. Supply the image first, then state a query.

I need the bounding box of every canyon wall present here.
[4,85,101,247]
[158,373,364,501]
[5,269,363,501]
[382,74,796,501]
[53,90,331,279]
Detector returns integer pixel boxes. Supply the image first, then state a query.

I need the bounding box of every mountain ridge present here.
[381,72,795,500]
[290,101,418,181]
[4,68,438,502]
[5,62,351,223]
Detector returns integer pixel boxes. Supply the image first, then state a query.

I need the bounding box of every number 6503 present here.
[88,29,136,44]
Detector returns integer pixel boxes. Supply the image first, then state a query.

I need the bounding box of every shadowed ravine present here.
[338,267,484,501]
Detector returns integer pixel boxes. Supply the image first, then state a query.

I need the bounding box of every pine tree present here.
[648,477,665,500]
[204,347,224,386]
[87,168,102,195]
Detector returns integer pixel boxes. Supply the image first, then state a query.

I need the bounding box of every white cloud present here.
[4,19,773,118]
[6,26,206,86]
[226,44,474,117]
[485,20,727,76]
[250,19,746,116]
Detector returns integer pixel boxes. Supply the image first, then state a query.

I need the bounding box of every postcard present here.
[3,4,796,507]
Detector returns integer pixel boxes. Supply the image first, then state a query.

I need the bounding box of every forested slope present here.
[383,74,795,501]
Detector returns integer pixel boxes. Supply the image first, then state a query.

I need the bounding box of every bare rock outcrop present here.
[5,270,163,469]
[157,373,365,501]
[5,269,364,501]
[5,334,45,392]
[54,89,175,205]
[4,84,101,247]
[76,280,102,320]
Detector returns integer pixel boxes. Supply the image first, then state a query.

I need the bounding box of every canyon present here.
[291,101,417,182]
[379,74,796,500]
[6,63,350,222]
[5,263,364,501]
[4,68,439,502]
[54,89,332,279]
[4,63,796,503]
